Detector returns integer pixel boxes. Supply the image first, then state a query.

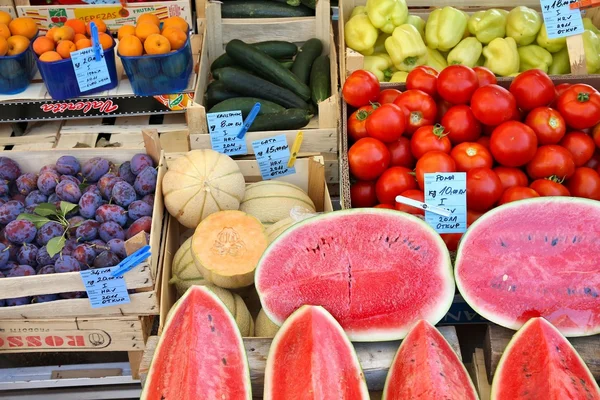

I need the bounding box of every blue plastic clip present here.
[111,245,151,277]
[237,102,261,139]
[90,22,102,62]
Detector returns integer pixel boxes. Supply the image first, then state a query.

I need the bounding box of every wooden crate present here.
[0,121,60,151]
[466,348,492,400]
[0,0,16,18]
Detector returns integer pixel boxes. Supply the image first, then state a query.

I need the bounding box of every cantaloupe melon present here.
[192,210,268,289]
[162,150,246,229]
[255,308,279,338]
[265,217,296,243]
[170,237,206,297]
[240,181,315,225]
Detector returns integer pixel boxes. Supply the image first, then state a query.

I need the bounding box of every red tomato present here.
[529,179,570,197]
[477,136,491,150]
[365,103,406,143]
[451,142,493,172]
[557,84,600,130]
[490,122,538,167]
[347,105,373,142]
[436,65,479,105]
[473,66,497,87]
[394,189,425,215]
[493,167,529,190]
[467,209,484,225]
[406,66,439,99]
[441,105,482,144]
[342,70,379,107]
[350,181,377,207]
[471,85,518,127]
[585,151,600,170]
[374,204,395,209]
[415,151,457,190]
[509,69,556,111]
[348,137,391,181]
[525,145,576,180]
[387,137,415,168]
[593,124,600,148]
[436,99,453,121]
[466,167,503,211]
[441,233,463,252]
[393,90,437,135]
[377,89,402,104]
[555,83,571,97]
[498,187,540,205]
[567,167,600,200]
[410,124,452,159]
[524,107,566,145]
[375,167,418,204]
[559,131,596,167]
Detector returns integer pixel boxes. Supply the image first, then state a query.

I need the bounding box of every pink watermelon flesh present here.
[141,286,251,400]
[455,197,600,336]
[491,317,600,400]
[264,305,369,400]
[255,209,454,341]
[383,320,478,400]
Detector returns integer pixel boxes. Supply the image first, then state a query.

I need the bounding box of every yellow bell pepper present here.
[468,9,508,44]
[425,47,448,72]
[350,6,367,17]
[390,71,409,83]
[385,24,427,71]
[461,11,471,39]
[425,7,468,52]
[447,37,483,67]
[536,23,566,53]
[345,14,379,55]
[373,32,391,54]
[548,47,571,75]
[584,30,600,74]
[366,0,408,34]
[406,14,426,40]
[583,18,600,35]
[506,6,542,46]
[483,37,520,77]
[364,53,396,81]
[517,45,553,73]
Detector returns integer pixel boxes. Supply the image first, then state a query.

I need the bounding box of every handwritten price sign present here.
[207,111,248,156]
[80,267,130,308]
[423,172,467,234]
[252,135,296,180]
[70,47,111,92]
[541,0,584,39]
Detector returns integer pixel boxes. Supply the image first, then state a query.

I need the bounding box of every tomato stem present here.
[577,92,590,102]
[432,123,448,139]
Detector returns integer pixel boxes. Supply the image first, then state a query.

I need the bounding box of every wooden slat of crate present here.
[484,323,600,383]
[466,348,492,400]
[0,121,60,150]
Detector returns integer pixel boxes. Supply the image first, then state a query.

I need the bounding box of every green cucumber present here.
[310,55,331,105]
[206,81,241,109]
[300,0,316,9]
[221,1,314,18]
[213,67,309,110]
[280,60,294,69]
[248,109,312,132]
[208,97,285,117]
[210,41,298,72]
[270,0,301,6]
[291,38,323,85]
[226,39,312,101]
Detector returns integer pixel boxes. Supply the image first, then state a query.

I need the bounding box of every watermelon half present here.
[383,320,479,400]
[141,286,251,400]
[491,317,600,400]
[264,305,370,400]
[455,197,600,336]
[255,209,454,341]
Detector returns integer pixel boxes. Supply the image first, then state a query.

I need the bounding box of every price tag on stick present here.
[80,267,130,308]
[252,134,296,180]
[423,172,467,234]
[70,21,111,92]
[540,0,584,39]
[207,111,248,156]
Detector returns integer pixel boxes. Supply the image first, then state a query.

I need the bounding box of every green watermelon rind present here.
[455,197,600,337]
[263,305,370,400]
[255,208,455,342]
[490,317,600,400]
[141,286,252,400]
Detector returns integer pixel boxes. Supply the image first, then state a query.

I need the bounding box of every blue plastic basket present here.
[0,41,37,95]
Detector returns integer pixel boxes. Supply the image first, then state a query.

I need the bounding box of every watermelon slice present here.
[455,197,600,336]
[491,318,600,400]
[141,286,251,400]
[383,320,479,400]
[256,209,454,341]
[264,305,370,399]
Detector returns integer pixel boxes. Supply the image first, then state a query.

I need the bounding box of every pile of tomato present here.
[342,66,600,249]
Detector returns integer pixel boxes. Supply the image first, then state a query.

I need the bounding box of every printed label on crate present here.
[207,111,248,156]
[0,329,112,350]
[423,172,467,234]
[80,267,130,308]
[439,296,487,325]
[541,0,584,39]
[252,135,296,180]
[71,46,111,92]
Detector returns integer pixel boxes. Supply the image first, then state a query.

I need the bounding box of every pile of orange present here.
[33,18,113,62]
[117,14,188,57]
[0,12,38,58]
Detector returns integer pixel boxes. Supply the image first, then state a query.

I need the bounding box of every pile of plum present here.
[0,154,157,307]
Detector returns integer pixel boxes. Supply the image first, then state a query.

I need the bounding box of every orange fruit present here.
[97,32,113,50]
[33,36,55,56]
[143,33,171,55]
[137,13,160,27]
[6,35,29,55]
[162,16,188,33]
[0,36,7,56]
[0,11,11,26]
[65,19,86,35]
[118,34,143,57]
[39,51,62,62]
[74,33,87,43]
[53,26,75,42]
[56,40,76,59]
[161,26,186,50]
[76,38,92,50]
[46,27,58,40]
[86,19,107,36]
[135,22,160,43]
[8,17,38,40]
[0,23,10,40]
[117,25,135,41]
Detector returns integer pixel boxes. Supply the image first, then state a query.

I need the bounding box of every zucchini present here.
[248,109,312,132]
[206,80,241,109]
[221,1,314,18]
[208,97,285,117]
[291,38,323,85]
[310,55,331,105]
[213,67,309,110]
[300,0,316,9]
[226,39,312,101]
[210,41,298,72]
